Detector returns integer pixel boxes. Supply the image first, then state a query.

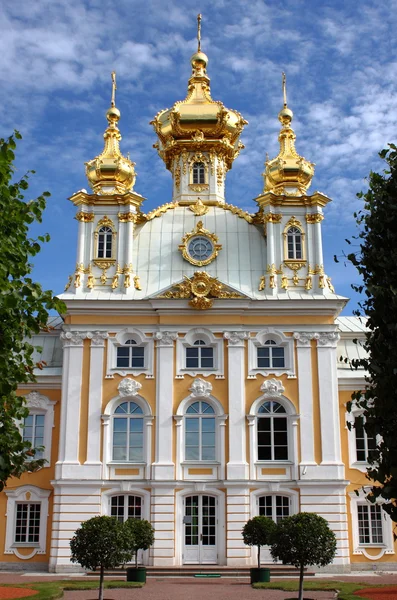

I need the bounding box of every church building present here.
[0,20,394,572]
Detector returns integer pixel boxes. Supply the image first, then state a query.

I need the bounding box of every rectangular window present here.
[15,503,41,544]
[186,347,199,369]
[358,504,383,545]
[355,416,376,462]
[23,414,45,459]
[257,347,270,368]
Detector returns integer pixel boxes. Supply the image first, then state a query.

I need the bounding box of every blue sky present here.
[2,0,396,314]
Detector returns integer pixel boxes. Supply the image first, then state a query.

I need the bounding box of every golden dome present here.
[85,72,136,195]
[151,15,247,171]
[263,74,315,196]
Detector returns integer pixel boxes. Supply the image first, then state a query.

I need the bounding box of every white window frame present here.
[4,485,51,560]
[21,392,56,466]
[106,328,154,379]
[346,406,379,473]
[102,394,153,480]
[176,328,224,379]
[251,488,299,520]
[248,330,295,379]
[350,490,394,559]
[97,226,113,259]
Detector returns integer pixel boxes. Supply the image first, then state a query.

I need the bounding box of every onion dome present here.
[85,72,136,195]
[150,14,247,171]
[263,73,315,196]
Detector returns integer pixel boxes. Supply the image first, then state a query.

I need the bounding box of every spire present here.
[85,71,136,195]
[197,13,202,52]
[262,72,315,196]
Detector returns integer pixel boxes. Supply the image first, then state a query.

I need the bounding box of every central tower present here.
[151,15,247,205]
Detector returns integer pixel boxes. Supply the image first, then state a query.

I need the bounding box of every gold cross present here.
[111,71,117,107]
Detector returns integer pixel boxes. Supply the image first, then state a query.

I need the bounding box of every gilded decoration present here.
[306,213,324,224]
[174,165,181,190]
[76,211,94,222]
[189,198,209,216]
[118,212,137,222]
[327,277,335,293]
[134,275,142,290]
[259,276,266,291]
[284,215,302,230]
[263,212,282,224]
[85,72,136,195]
[111,264,123,290]
[189,184,209,192]
[87,264,95,289]
[159,271,242,310]
[64,275,73,291]
[123,264,133,288]
[145,201,178,221]
[93,259,116,285]
[179,221,221,266]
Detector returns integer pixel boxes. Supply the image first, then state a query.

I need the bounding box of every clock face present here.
[187,236,214,262]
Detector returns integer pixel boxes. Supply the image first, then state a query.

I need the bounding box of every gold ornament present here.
[179,221,222,266]
[327,277,335,293]
[259,276,266,291]
[305,275,313,290]
[281,273,288,289]
[159,271,242,310]
[306,213,324,224]
[118,212,137,222]
[263,212,282,224]
[174,165,181,190]
[134,275,142,290]
[189,183,209,192]
[76,211,94,222]
[64,275,73,291]
[189,198,209,216]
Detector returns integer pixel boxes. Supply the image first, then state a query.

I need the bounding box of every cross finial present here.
[111,71,117,107]
[197,14,202,52]
[282,72,287,107]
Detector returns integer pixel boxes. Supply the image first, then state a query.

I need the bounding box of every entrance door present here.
[258,495,290,562]
[183,495,217,564]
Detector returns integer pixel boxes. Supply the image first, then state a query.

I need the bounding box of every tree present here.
[0,132,64,491]
[124,518,155,568]
[342,144,397,522]
[242,516,277,569]
[70,516,134,600]
[270,513,336,600]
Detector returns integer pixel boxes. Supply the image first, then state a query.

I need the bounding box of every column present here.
[84,331,108,477]
[316,332,344,479]
[226,486,251,566]
[293,332,317,477]
[56,331,86,480]
[224,331,249,480]
[152,331,178,480]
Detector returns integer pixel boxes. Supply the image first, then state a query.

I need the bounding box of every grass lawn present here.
[0,580,143,600]
[253,579,395,599]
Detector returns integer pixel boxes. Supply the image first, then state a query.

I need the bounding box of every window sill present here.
[182,461,220,466]
[12,543,40,548]
[255,461,293,466]
[108,461,146,467]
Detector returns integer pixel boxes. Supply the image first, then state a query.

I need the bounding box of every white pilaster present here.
[152,331,178,480]
[316,332,344,479]
[293,332,316,475]
[224,332,249,480]
[84,331,108,477]
[56,331,86,480]
[226,486,251,566]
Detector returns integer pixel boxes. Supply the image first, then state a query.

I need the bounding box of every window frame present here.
[347,406,379,472]
[97,226,113,259]
[256,399,290,462]
[184,400,216,462]
[349,491,394,559]
[192,162,206,185]
[5,486,51,559]
[248,330,295,379]
[106,328,154,378]
[177,328,224,378]
[112,400,145,463]
[20,392,56,467]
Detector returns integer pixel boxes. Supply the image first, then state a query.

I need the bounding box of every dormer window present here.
[116,339,145,369]
[287,227,302,260]
[186,339,214,369]
[97,226,113,259]
[192,162,206,184]
[257,340,285,369]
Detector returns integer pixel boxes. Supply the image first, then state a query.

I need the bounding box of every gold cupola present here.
[151,14,248,172]
[263,73,315,196]
[85,72,136,195]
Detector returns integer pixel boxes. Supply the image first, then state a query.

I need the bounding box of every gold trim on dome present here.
[306,213,324,224]
[76,211,94,222]
[158,271,242,310]
[189,198,209,216]
[179,221,221,266]
[145,202,178,221]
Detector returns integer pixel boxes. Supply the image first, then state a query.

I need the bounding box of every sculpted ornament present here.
[118,378,142,397]
[60,331,86,347]
[87,331,109,346]
[189,378,212,398]
[260,378,285,397]
[25,391,47,409]
[159,271,242,310]
[224,331,249,345]
[293,332,314,347]
[315,332,340,347]
[154,331,178,346]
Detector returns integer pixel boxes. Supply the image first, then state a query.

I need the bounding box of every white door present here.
[258,495,290,563]
[183,495,217,564]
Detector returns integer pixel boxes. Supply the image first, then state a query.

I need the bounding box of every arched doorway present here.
[183,494,218,564]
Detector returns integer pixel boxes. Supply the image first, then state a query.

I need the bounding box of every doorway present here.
[183,495,217,564]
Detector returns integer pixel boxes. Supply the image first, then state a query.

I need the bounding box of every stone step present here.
[86,565,315,578]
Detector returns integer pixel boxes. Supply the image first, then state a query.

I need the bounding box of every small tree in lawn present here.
[242,516,277,569]
[70,516,134,600]
[271,513,336,600]
[124,518,155,568]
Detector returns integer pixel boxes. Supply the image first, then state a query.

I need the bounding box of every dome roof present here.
[151,37,247,171]
[85,73,136,195]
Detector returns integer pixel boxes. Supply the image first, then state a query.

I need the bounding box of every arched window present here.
[110,495,142,522]
[185,401,215,461]
[192,162,206,184]
[112,401,144,462]
[186,339,214,369]
[259,495,290,523]
[287,226,302,260]
[257,340,285,369]
[257,400,288,461]
[117,339,145,369]
[97,226,113,258]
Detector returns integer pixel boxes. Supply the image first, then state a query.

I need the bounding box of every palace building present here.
[1,22,394,573]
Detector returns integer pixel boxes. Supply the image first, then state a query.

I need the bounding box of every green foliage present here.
[124,518,155,567]
[270,513,336,600]
[70,516,134,571]
[344,144,397,521]
[242,516,277,568]
[0,132,64,491]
